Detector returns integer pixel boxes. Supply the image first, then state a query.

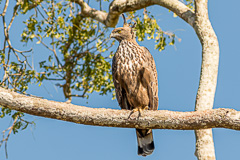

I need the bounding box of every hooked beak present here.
[110,32,115,39]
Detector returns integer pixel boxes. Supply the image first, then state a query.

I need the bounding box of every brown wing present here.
[141,47,159,110]
[112,55,129,110]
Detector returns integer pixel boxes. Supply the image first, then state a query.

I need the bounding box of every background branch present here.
[71,0,195,27]
[0,115,18,159]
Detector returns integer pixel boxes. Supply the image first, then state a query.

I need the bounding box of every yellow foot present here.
[143,106,149,110]
[128,106,149,119]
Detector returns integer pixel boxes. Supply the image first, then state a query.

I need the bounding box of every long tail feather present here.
[136,129,154,156]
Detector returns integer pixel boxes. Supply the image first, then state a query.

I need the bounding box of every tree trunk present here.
[194,0,219,159]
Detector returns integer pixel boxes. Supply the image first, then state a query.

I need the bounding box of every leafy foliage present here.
[19,1,115,99]
[127,9,177,52]
[185,0,195,11]
[0,106,35,134]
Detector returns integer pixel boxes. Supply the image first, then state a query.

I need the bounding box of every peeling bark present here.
[0,87,239,130]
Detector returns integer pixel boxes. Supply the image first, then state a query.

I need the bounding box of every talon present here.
[139,108,142,117]
[143,106,149,110]
[128,108,142,119]
[132,108,139,113]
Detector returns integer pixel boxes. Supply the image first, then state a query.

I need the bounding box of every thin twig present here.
[0,0,9,17]
[0,115,18,159]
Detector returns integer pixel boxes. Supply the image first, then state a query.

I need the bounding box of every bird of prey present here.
[110,14,159,156]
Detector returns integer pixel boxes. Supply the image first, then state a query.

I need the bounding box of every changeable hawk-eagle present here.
[110,14,159,156]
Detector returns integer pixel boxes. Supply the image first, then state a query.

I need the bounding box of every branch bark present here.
[0,87,239,130]
[72,0,195,27]
[193,0,219,159]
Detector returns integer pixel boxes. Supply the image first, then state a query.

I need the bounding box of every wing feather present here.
[142,47,159,110]
[112,55,129,109]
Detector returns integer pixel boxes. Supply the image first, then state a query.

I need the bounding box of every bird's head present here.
[110,14,136,42]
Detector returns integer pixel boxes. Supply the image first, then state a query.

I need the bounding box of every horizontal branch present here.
[72,0,195,27]
[0,87,240,130]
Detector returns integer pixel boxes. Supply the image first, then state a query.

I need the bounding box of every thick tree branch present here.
[0,87,239,130]
[72,0,108,25]
[24,0,195,27]
[72,0,195,27]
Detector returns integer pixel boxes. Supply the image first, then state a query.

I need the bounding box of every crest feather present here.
[121,14,137,29]
[121,14,129,27]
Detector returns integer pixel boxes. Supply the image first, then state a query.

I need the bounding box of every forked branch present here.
[71,0,195,27]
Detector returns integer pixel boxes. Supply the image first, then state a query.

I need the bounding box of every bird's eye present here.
[117,30,121,33]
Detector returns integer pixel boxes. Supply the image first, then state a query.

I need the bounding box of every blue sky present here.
[1,1,240,160]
